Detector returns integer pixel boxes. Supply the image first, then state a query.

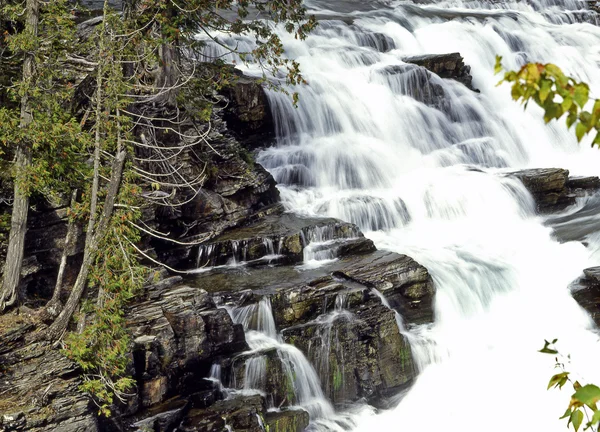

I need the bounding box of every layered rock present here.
[191,213,375,268]
[128,282,247,408]
[506,168,600,214]
[404,52,476,91]
[0,321,96,432]
[334,252,435,325]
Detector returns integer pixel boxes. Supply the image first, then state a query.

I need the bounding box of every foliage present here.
[495,56,600,146]
[0,0,90,196]
[540,340,600,432]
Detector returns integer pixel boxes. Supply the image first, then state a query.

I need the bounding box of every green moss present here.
[333,362,343,392]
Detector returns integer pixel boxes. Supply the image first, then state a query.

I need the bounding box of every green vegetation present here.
[0,0,315,416]
[495,56,600,145]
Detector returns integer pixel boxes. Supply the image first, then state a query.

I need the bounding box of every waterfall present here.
[226,297,370,431]
[201,0,600,431]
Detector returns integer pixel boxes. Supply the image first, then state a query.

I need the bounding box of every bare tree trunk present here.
[157,42,179,105]
[44,151,127,341]
[43,189,79,319]
[0,0,39,312]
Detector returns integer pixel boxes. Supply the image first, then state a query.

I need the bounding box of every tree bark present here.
[0,0,39,312]
[43,190,79,319]
[44,151,127,341]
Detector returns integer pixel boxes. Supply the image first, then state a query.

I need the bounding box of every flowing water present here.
[202,0,600,430]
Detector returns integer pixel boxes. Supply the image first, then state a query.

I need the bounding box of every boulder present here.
[403,52,476,91]
[333,251,435,325]
[179,394,266,432]
[222,71,275,149]
[572,266,600,326]
[506,168,576,213]
[271,277,370,328]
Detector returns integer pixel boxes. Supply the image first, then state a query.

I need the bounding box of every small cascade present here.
[196,244,217,268]
[301,223,362,264]
[225,296,366,430]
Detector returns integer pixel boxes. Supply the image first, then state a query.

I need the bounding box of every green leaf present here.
[591,409,600,425]
[571,409,583,432]
[566,112,578,129]
[494,56,503,75]
[548,372,570,390]
[573,84,590,108]
[573,384,600,408]
[540,340,559,354]
[539,80,552,103]
[560,407,573,420]
[576,122,588,142]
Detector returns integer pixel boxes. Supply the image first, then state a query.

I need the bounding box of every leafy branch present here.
[495,56,600,146]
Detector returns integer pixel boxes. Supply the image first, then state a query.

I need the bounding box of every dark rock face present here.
[128,284,247,408]
[334,252,435,326]
[572,267,600,326]
[0,322,97,432]
[283,300,415,406]
[221,71,275,149]
[404,52,476,91]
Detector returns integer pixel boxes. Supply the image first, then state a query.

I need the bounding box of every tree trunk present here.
[43,190,79,319]
[0,0,39,312]
[157,42,179,105]
[44,151,127,341]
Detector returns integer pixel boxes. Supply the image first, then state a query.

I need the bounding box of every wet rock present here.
[226,348,297,408]
[192,213,366,268]
[126,398,188,432]
[333,251,435,326]
[222,71,275,149]
[128,285,248,407]
[507,168,576,213]
[271,277,370,328]
[265,408,310,432]
[179,394,265,432]
[566,176,600,197]
[377,64,447,110]
[572,267,600,326]
[283,301,415,406]
[404,52,476,91]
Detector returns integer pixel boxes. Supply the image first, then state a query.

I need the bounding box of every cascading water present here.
[225,298,372,431]
[201,0,600,430]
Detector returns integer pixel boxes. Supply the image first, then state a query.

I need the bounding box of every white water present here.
[227,298,373,431]
[201,0,600,430]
